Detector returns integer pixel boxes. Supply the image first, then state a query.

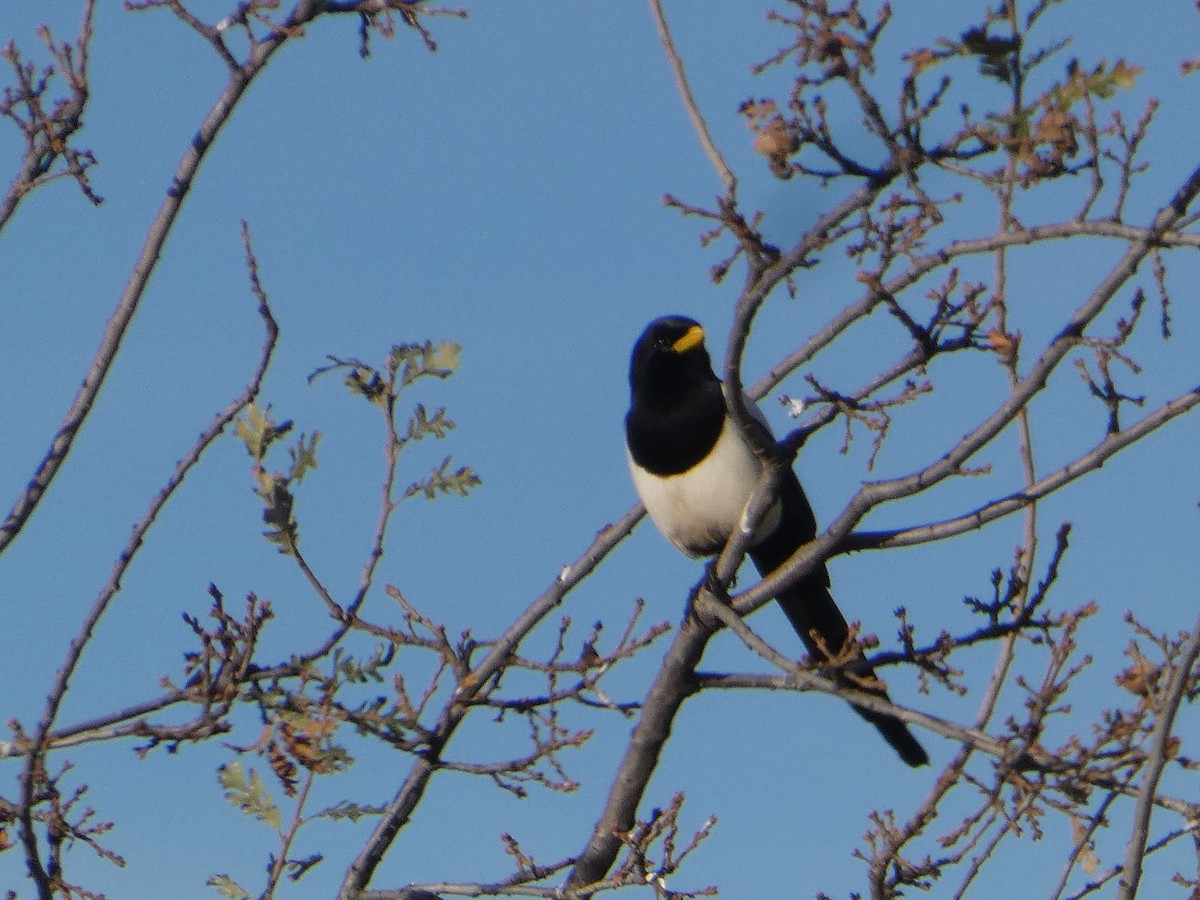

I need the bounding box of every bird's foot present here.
[683,563,735,629]
[700,560,737,598]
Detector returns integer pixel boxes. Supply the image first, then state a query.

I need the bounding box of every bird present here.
[624,314,929,767]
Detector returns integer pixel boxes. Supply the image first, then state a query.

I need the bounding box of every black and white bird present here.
[624,315,928,767]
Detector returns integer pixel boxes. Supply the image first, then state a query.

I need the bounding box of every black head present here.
[628,315,718,398]
[626,316,725,475]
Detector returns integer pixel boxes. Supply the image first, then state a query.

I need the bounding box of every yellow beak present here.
[672,324,705,354]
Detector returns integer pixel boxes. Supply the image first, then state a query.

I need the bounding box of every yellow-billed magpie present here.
[625,315,928,767]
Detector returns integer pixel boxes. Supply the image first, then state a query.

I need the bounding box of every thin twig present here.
[841,385,1200,553]
[0,0,327,557]
[646,0,736,195]
[17,224,280,888]
[338,504,645,898]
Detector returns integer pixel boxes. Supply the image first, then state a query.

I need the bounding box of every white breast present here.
[627,415,781,558]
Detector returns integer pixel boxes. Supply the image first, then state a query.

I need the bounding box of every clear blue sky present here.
[2,2,1199,897]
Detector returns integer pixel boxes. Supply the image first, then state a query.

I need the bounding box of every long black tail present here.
[772,577,929,767]
[749,474,929,767]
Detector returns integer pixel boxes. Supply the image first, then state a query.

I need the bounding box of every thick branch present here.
[338,505,643,897]
[1117,615,1200,900]
[563,617,711,892]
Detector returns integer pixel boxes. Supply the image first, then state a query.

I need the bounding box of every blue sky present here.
[3,1,1200,897]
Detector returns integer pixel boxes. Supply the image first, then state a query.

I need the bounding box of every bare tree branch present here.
[0,0,99,231]
[17,222,280,890]
[0,0,456,558]
[1116,615,1200,900]
[645,0,735,195]
[337,505,643,898]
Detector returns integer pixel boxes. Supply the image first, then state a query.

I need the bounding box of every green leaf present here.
[390,340,462,389]
[1109,59,1141,90]
[260,478,297,551]
[207,874,252,899]
[403,457,482,501]
[426,340,462,376]
[207,875,252,899]
[218,761,281,830]
[234,403,293,461]
[335,644,397,684]
[244,427,317,552]
[404,404,456,442]
[345,366,389,407]
[310,356,389,407]
[1049,59,1143,106]
[288,432,321,483]
[313,800,388,823]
